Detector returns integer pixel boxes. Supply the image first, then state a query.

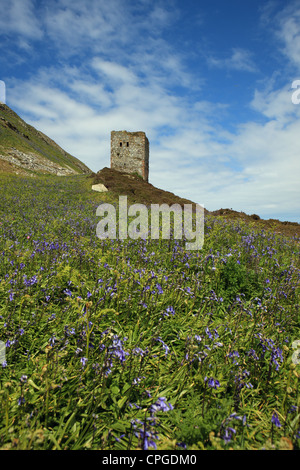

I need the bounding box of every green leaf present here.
[117,396,127,408]
[111,386,120,396]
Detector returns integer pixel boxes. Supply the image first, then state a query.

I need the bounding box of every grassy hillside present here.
[0,173,299,450]
[0,104,91,175]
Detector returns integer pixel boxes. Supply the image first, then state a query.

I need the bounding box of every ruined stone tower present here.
[110,130,149,182]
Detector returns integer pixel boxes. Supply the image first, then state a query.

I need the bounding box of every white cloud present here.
[251,86,299,122]
[276,2,300,71]
[44,0,123,53]
[207,48,257,73]
[91,59,138,87]
[0,0,42,39]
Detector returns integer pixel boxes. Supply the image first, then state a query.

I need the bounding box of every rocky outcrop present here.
[0,103,91,175]
[0,148,79,175]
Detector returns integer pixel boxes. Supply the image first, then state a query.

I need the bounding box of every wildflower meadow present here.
[0,174,299,450]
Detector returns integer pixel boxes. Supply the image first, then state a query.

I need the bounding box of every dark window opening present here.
[120,142,122,147]
[126,142,129,147]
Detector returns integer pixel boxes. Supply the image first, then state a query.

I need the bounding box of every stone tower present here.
[110,130,149,182]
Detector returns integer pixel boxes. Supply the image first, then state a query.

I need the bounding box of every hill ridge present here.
[91,167,300,238]
[0,103,91,176]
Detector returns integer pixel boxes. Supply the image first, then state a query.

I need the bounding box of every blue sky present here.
[1,0,300,222]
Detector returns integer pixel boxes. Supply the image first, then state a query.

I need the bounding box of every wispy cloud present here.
[207,48,257,73]
[0,0,42,39]
[259,0,300,72]
[274,0,300,72]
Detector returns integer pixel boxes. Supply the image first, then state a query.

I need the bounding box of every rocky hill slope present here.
[92,167,199,207]
[0,104,91,176]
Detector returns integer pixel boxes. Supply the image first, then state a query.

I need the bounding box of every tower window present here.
[120,142,122,147]
[127,142,129,147]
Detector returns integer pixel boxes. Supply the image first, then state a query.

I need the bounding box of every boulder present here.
[92,183,108,192]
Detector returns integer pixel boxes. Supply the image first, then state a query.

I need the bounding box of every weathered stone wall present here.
[110,130,149,182]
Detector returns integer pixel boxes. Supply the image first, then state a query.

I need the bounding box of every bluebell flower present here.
[156,283,163,294]
[271,412,281,428]
[80,357,88,368]
[228,350,240,365]
[205,327,213,339]
[64,288,72,297]
[150,397,173,414]
[176,442,187,449]
[222,427,236,444]
[23,275,37,287]
[156,337,170,356]
[288,405,297,414]
[205,377,220,389]
[64,326,75,336]
[131,418,159,450]
[133,347,148,357]
[164,306,175,316]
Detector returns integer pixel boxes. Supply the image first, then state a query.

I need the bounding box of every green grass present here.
[0,104,90,174]
[0,173,299,450]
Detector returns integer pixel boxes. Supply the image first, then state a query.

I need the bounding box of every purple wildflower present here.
[163,306,175,317]
[64,288,72,297]
[271,412,281,428]
[131,418,158,450]
[80,357,88,368]
[222,427,236,444]
[18,396,25,406]
[109,335,129,363]
[205,377,220,389]
[156,337,170,356]
[150,397,174,414]
[23,275,37,287]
